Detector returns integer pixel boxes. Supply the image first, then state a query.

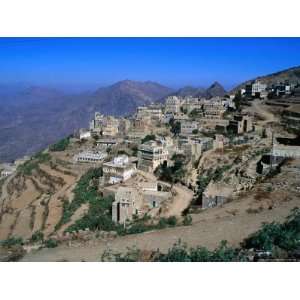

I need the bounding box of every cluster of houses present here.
[68,92,261,223]
[242,79,300,99]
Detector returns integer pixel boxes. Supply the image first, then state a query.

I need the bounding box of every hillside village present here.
[1,78,300,261]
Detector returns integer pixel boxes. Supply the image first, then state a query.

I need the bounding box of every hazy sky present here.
[0,37,300,91]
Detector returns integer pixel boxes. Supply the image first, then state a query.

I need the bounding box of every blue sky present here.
[0,37,300,91]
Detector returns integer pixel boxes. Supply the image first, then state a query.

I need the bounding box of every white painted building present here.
[73,151,107,163]
[103,155,136,184]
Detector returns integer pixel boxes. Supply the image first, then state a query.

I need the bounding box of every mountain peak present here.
[206,81,226,97]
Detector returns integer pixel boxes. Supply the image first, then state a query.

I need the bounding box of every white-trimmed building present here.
[73,151,107,163]
[103,155,136,185]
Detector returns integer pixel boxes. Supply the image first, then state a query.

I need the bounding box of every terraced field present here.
[0,154,85,240]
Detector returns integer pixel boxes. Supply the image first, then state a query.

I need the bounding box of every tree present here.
[233,90,242,111]
[169,118,181,136]
[141,134,156,144]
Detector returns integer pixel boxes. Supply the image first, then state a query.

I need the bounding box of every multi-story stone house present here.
[136,104,163,121]
[180,120,200,135]
[228,115,253,134]
[138,140,169,172]
[103,155,136,185]
[165,96,183,114]
[90,112,119,136]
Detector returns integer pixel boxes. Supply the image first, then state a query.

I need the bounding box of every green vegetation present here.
[102,240,243,262]
[155,154,187,184]
[233,90,242,111]
[121,215,178,235]
[194,165,232,204]
[18,152,50,175]
[242,207,300,252]
[141,134,156,144]
[103,207,300,261]
[192,129,199,134]
[44,238,58,248]
[169,118,181,136]
[189,108,202,119]
[55,168,104,230]
[30,231,44,243]
[180,107,188,114]
[183,214,193,226]
[66,195,117,233]
[0,237,23,247]
[49,136,70,152]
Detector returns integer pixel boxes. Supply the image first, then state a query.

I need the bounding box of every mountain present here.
[205,81,226,98]
[173,86,206,97]
[0,80,173,162]
[231,65,300,93]
[88,80,174,115]
[172,82,226,98]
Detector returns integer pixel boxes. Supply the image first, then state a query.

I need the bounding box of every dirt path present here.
[163,184,193,217]
[245,100,277,125]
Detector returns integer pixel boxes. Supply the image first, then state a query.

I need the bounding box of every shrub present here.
[242,208,300,252]
[49,137,70,152]
[30,231,44,243]
[141,134,156,144]
[1,237,23,248]
[18,152,50,175]
[104,240,242,262]
[183,215,192,226]
[55,167,104,230]
[166,216,177,227]
[44,239,58,248]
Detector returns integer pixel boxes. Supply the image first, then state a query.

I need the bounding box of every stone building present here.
[245,80,267,98]
[90,112,119,136]
[213,134,229,150]
[102,117,119,136]
[96,138,119,149]
[103,155,136,184]
[112,182,172,224]
[78,128,91,140]
[118,118,131,135]
[136,104,163,121]
[202,99,226,119]
[202,182,234,209]
[112,187,143,224]
[282,104,300,131]
[180,120,200,135]
[228,115,253,134]
[272,138,300,158]
[0,163,17,178]
[73,150,107,163]
[138,140,169,172]
[165,96,183,114]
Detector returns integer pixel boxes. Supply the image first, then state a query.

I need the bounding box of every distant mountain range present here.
[231,65,300,93]
[0,80,173,162]
[172,81,226,98]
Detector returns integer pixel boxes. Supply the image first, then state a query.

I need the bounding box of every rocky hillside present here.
[231,65,300,93]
